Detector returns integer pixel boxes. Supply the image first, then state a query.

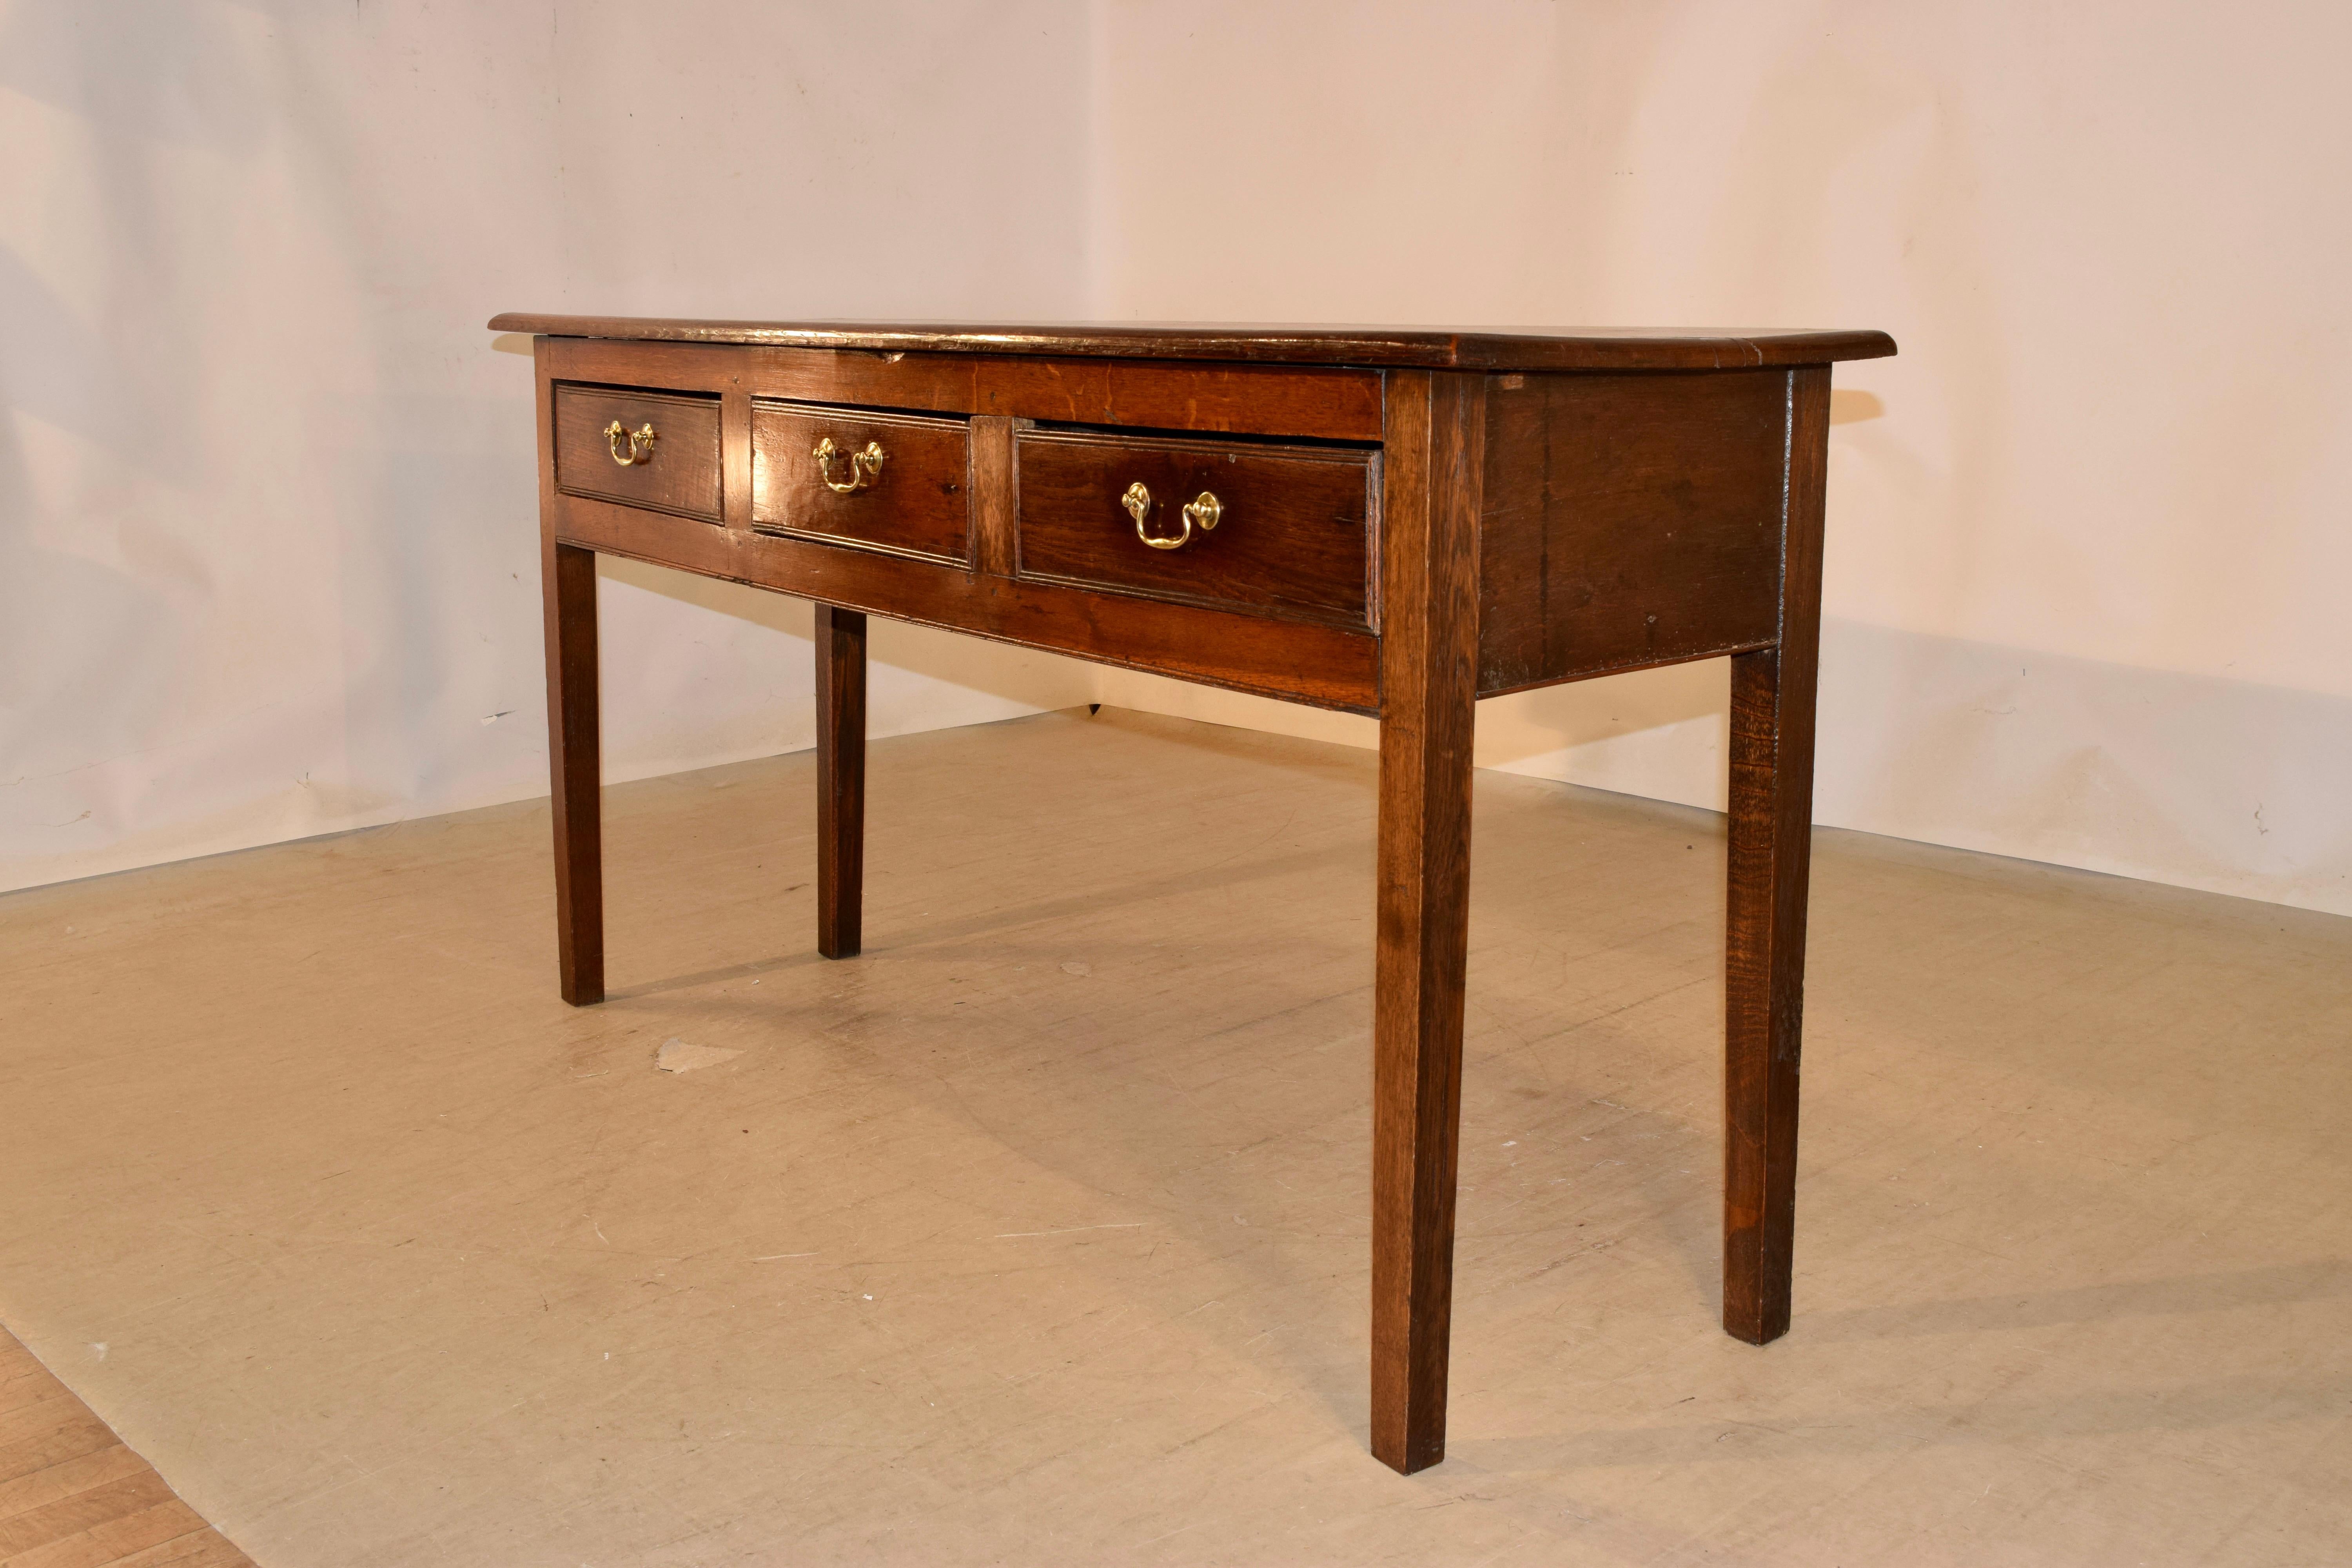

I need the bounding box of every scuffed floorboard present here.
[0,1328,253,1568]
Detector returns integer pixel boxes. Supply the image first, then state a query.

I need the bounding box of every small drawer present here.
[751,401,971,564]
[1014,429,1376,630]
[554,385,722,522]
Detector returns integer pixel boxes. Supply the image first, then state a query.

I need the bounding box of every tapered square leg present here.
[542,539,603,1006]
[815,604,867,960]
[1722,366,1830,1345]
[1370,370,1485,1474]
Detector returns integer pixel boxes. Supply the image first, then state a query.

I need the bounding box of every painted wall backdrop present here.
[5,1,2347,917]
[1083,1,2352,917]
[0,1,1102,893]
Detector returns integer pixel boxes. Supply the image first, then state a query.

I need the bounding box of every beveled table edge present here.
[489,315,1898,371]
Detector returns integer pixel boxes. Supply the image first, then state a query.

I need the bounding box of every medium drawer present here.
[1014,429,1377,630]
[554,385,722,522]
[751,401,971,564]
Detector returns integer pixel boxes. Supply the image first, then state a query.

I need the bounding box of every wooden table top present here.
[487,314,1897,372]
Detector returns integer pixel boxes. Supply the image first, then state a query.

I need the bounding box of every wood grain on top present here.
[489,315,1895,371]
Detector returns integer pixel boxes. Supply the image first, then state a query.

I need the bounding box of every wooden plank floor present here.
[0,1329,251,1568]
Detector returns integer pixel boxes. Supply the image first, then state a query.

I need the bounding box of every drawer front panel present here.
[751,401,971,564]
[554,385,722,521]
[1014,430,1376,630]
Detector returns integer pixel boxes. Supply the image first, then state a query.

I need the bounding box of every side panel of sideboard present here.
[1475,368,1791,696]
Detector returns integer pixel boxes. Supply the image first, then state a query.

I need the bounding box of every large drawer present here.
[1014,429,1377,630]
[751,401,971,565]
[554,384,722,522]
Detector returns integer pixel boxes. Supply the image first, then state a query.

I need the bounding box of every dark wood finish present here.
[498,314,1898,372]
[1723,366,1831,1346]
[1014,428,1377,630]
[539,339,606,1008]
[1369,370,1486,1475]
[977,358,1385,441]
[542,336,1385,442]
[505,311,1892,1477]
[815,605,867,960]
[969,415,1018,577]
[555,492,1381,713]
[542,539,604,1007]
[552,384,722,523]
[751,402,972,564]
[0,1327,258,1566]
[720,386,755,530]
[1478,370,1788,694]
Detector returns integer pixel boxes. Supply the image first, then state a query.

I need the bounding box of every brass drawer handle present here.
[813,436,886,494]
[604,420,656,466]
[1123,482,1222,551]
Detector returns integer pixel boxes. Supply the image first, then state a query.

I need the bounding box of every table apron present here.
[552,492,1382,713]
